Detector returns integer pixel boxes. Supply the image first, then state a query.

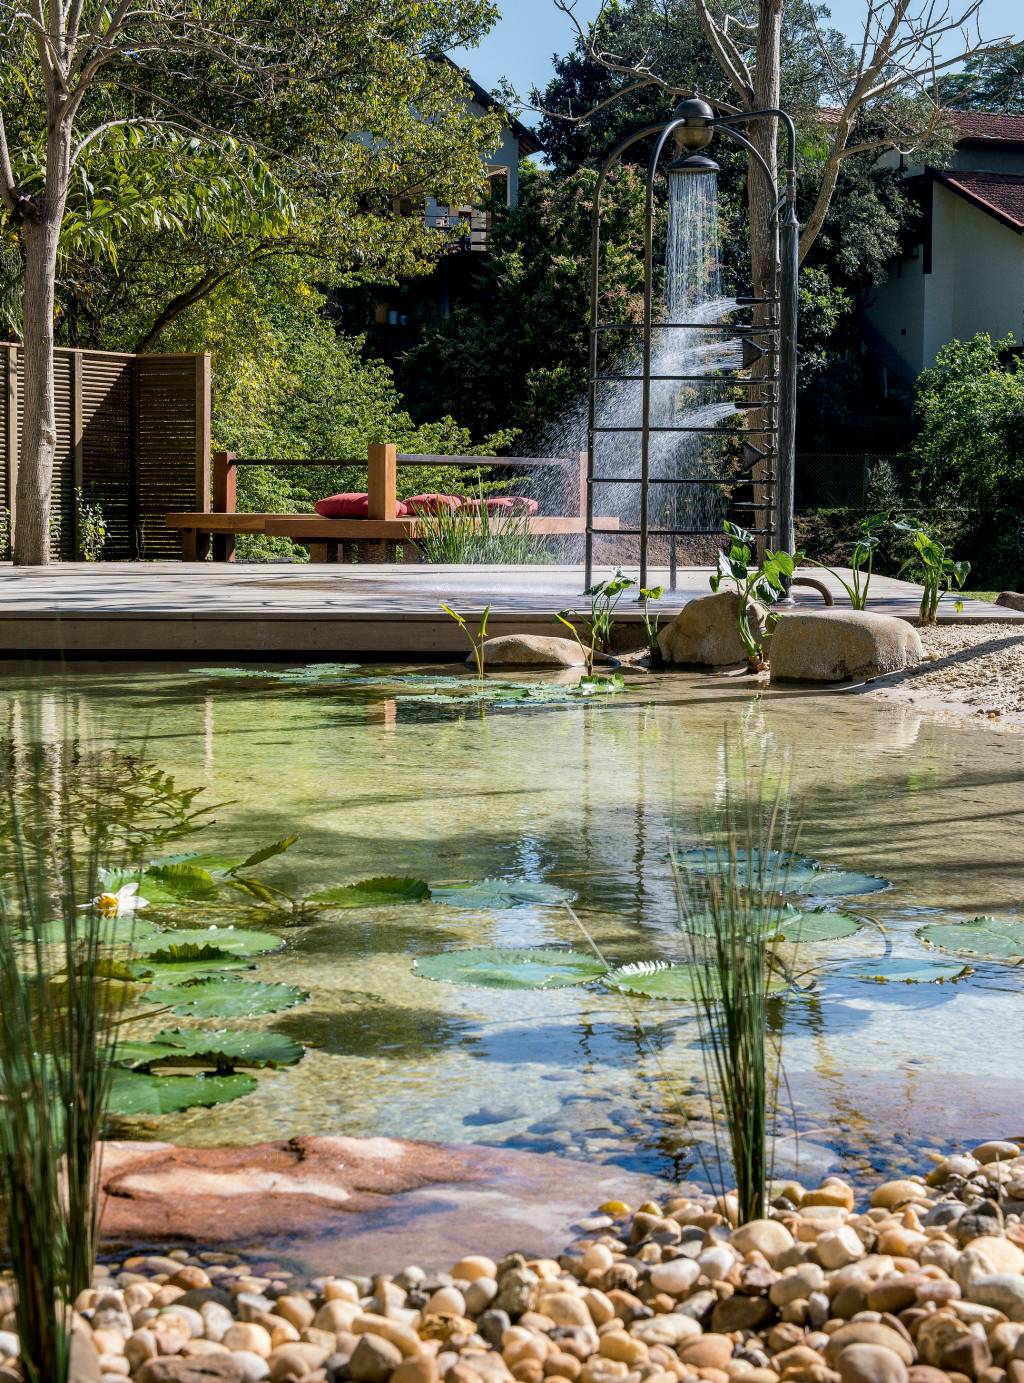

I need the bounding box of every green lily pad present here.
[190,664,359,682]
[413,947,607,990]
[833,957,974,985]
[429,879,576,909]
[775,910,866,943]
[674,848,889,899]
[607,961,787,1000]
[131,943,254,981]
[28,917,160,946]
[135,927,284,958]
[681,904,802,937]
[145,977,309,1018]
[125,1028,304,1071]
[106,1068,257,1117]
[308,877,430,908]
[577,673,626,696]
[916,916,1024,960]
[139,863,221,903]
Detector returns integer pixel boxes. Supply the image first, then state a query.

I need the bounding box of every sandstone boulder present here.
[472,635,587,669]
[996,591,1024,612]
[769,610,922,683]
[658,591,768,667]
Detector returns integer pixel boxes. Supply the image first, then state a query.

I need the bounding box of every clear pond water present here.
[4,660,1023,1183]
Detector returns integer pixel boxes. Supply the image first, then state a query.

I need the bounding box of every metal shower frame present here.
[584,103,800,590]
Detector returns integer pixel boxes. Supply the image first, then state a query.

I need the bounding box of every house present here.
[355,65,542,357]
[865,112,1024,377]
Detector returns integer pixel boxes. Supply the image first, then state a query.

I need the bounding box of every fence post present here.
[195,352,212,512]
[4,344,17,540]
[367,443,397,520]
[211,450,237,563]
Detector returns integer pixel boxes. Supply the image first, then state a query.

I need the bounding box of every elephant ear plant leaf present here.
[709,522,804,670]
[441,602,491,678]
[894,518,970,624]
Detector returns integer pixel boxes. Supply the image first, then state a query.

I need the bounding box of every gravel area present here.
[15,1138,1024,1383]
[868,623,1024,726]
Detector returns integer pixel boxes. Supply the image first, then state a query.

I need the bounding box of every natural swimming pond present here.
[3,660,1023,1183]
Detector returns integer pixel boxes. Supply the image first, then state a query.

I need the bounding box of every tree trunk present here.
[14,117,71,566]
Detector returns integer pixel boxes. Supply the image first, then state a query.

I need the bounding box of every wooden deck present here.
[0,563,1018,656]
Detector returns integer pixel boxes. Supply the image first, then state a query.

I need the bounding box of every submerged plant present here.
[894,518,970,624]
[673,762,797,1224]
[821,512,888,609]
[440,602,491,678]
[710,521,803,670]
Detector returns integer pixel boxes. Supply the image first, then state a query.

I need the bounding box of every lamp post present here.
[585,99,799,590]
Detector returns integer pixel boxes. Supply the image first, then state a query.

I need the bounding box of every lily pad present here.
[145,977,309,1018]
[775,910,866,943]
[190,664,359,683]
[117,1028,304,1071]
[413,947,607,990]
[309,877,430,908]
[577,673,626,696]
[106,1068,258,1116]
[131,943,255,981]
[607,961,787,1000]
[832,957,974,985]
[916,916,1024,960]
[139,863,221,903]
[681,904,802,937]
[135,927,284,958]
[674,848,889,899]
[429,878,576,909]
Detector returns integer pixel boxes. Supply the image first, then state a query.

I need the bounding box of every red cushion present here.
[314,493,409,518]
[404,493,462,515]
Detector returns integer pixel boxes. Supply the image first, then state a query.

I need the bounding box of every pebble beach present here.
[17,1138,1024,1383]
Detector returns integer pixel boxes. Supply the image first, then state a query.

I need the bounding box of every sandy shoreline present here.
[862,622,1024,729]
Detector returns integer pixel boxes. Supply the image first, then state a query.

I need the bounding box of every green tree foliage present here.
[400,160,649,441]
[164,266,512,558]
[941,44,1024,112]
[914,335,1024,511]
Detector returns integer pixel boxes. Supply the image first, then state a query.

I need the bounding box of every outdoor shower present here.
[584,97,799,590]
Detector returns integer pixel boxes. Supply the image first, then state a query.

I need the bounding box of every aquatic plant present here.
[418,493,547,565]
[639,584,664,657]
[894,518,970,624]
[0,739,144,1382]
[820,512,888,609]
[440,602,491,678]
[709,521,803,669]
[673,767,796,1224]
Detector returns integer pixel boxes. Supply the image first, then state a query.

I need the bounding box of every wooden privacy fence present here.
[1,343,210,559]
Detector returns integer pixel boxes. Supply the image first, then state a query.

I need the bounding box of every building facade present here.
[865,113,1024,376]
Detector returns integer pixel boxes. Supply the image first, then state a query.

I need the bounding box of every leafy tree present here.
[400,160,650,442]
[913,334,1024,512]
[0,0,500,563]
[942,44,1024,112]
[163,265,513,558]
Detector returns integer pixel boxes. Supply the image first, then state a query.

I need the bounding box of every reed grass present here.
[673,759,796,1224]
[0,734,149,1383]
[416,491,548,565]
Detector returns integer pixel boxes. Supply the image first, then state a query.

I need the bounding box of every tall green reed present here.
[673,762,796,1224]
[416,490,548,565]
[0,727,189,1382]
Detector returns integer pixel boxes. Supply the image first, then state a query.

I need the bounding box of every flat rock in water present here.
[658,591,767,667]
[770,610,923,683]
[472,635,586,668]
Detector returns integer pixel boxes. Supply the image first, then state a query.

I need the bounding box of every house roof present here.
[443,58,543,156]
[949,111,1024,145]
[935,168,1024,232]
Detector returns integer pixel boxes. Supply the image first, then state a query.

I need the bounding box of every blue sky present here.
[454,0,1023,118]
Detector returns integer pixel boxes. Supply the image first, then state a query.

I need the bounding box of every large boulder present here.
[658,591,768,667]
[996,591,1024,612]
[770,610,922,683]
[471,635,586,669]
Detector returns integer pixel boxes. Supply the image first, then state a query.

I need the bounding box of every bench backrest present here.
[210,447,587,520]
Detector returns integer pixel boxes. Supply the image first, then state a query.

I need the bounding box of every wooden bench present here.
[166,445,618,561]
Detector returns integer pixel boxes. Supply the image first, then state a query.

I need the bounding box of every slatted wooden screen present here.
[0,344,210,559]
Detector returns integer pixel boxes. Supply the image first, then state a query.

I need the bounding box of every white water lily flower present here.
[80,880,149,918]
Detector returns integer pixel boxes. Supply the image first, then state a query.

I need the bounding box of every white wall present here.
[866,182,1024,373]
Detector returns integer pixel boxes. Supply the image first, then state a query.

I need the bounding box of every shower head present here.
[666,152,721,176]
[671,97,716,152]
